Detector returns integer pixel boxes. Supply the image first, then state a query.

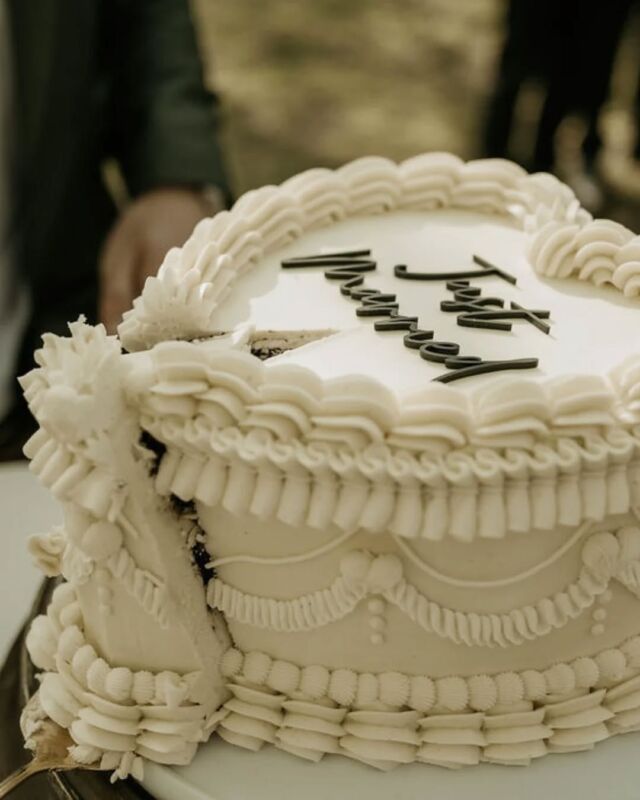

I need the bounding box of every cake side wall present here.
[201,504,640,768]
[201,505,640,678]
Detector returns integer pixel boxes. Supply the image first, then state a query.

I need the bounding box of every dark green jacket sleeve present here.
[108,0,231,201]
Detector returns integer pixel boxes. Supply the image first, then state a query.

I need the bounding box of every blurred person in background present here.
[483,0,634,208]
[0,0,230,463]
[633,62,640,163]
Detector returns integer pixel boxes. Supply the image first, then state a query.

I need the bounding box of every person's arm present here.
[108,0,230,198]
[100,0,231,332]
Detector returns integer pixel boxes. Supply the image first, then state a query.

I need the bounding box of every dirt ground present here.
[193,1,640,228]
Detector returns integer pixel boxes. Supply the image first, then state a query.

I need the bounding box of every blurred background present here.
[195,0,640,228]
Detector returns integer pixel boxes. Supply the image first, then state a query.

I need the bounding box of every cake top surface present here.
[209,208,640,398]
[117,154,640,444]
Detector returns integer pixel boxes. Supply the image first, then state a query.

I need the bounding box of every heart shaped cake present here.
[21,154,640,779]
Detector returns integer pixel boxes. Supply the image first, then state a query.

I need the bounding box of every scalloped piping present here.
[115,155,640,456]
[219,641,640,714]
[118,328,640,541]
[128,335,640,462]
[528,218,640,296]
[145,428,640,542]
[212,643,640,768]
[117,154,597,351]
[391,522,591,589]
[22,317,640,545]
[208,525,640,648]
[208,521,589,584]
[25,582,209,781]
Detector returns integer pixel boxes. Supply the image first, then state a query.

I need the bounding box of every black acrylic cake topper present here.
[281,249,550,382]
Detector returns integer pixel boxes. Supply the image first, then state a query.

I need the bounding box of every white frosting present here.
[213,640,640,769]
[207,211,639,396]
[208,526,640,649]
[119,317,640,541]
[19,320,230,780]
[117,156,640,433]
[139,420,640,542]
[25,581,211,779]
[28,528,66,577]
[18,155,640,777]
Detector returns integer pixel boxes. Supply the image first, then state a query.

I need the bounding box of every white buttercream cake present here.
[20,153,640,780]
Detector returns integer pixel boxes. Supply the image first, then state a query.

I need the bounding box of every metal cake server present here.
[0,697,100,798]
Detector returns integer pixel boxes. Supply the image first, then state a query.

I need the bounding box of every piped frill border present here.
[206,526,640,648]
[24,582,211,782]
[24,580,640,776]
[126,341,640,541]
[211,643,640,769]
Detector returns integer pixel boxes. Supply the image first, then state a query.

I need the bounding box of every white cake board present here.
[140,733,640,800]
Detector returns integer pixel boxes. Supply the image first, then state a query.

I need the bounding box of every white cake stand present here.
[140,733,640,800]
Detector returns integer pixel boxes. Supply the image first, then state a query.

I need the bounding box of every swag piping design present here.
[208,525,640,648]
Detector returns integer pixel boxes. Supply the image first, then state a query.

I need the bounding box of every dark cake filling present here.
[169,496,216,585]
[138,431,166,477]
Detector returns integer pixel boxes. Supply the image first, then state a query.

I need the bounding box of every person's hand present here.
[99,187,223,333]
